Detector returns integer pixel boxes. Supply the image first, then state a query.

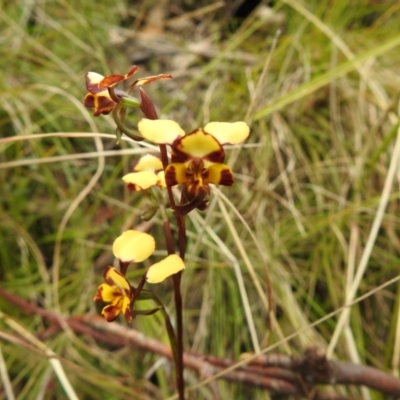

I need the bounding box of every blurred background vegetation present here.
[1,0,400,399]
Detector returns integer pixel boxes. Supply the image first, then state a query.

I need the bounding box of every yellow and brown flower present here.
[94,231,186,322]
[84,71,120,116]
[84,66,172,116]
[94,266,133,322]
[137,119,250,199]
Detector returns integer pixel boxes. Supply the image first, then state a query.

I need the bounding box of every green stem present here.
[111,106,143,142]
[144,290,180,369]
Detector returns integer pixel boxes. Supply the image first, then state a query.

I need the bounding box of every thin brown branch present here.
[1,287,399,399]
[251,347,400,397]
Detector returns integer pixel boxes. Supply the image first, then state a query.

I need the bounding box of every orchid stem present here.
[141,88,186,399]
[172,271,184,400]
[146,290,179,369]
[111,106,143,142]
[158,145,186,400]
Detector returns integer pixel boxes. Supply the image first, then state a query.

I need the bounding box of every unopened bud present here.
[139,88,158,120]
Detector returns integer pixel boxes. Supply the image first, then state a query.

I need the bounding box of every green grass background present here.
[1,0,400,399]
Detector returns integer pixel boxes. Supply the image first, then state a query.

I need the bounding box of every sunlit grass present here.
[1,0,400,399]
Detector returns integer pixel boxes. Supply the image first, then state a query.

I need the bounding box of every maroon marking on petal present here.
[205,149,225,164]
[99,66,139,88]
[93,286,103,301]
[104,269,118,285]
[95,96,116,115]
[99,74,125,88]
[124,307,133,323]
[102,305,120,322]
[103,266,112,279]
[126,65,140,77]
[165,165,179,187]
[170,132,225,163]
[126,183,140,191]
[219,169,234,186]
[93,109,104,117]
[94,107,112,116]
[170,147,192,164]
[86,74,102,94]
[83,94,95,108]
[170,135,194,163]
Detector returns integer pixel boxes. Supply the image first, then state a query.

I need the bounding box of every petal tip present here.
[204,121,250,145]
[146,254,185,284]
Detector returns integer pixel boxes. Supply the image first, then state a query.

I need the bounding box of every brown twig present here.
[1,287,400,399]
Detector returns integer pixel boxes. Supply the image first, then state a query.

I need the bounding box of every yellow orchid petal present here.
[121,296,132,321]
[138,119,185,145]
[146,254,185,284]
[156,170,167,188]
[112,230,155,262]
[133,154,163,172]
[171,130,225,163]
[123,171,159,191]
[204,163,234,186]
[104,267,131,291]
[204,121,250,145]
[123,155,165,190]
[94,283,118,302]
[165,163,189,186]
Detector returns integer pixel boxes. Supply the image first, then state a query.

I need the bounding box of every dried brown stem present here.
[1,288,399,399]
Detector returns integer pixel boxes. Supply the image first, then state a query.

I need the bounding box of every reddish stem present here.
[172,271,184,399]
[140,87,186,400]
